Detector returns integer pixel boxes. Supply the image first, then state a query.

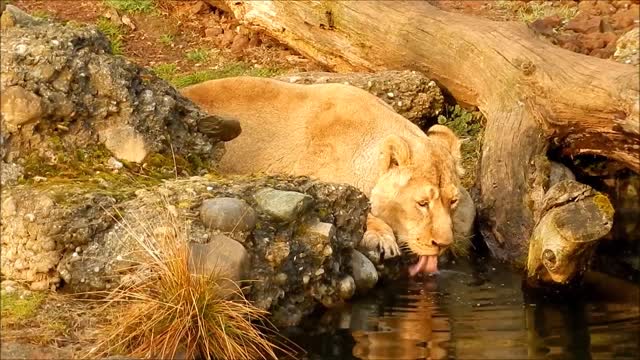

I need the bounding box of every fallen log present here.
[216,0,639,265]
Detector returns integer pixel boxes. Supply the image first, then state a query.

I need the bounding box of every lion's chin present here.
[408,255,439,277]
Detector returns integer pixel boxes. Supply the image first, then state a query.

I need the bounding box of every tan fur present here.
[181,77,465,258]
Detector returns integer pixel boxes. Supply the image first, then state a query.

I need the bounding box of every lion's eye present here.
[451,198,459,206]
[417,200,429,208]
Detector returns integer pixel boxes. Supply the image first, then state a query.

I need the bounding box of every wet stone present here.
[350,249,379,293]
[200,197,257,235]
[253,188,313,222]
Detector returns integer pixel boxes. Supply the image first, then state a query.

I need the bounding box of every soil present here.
[11,0,325,80]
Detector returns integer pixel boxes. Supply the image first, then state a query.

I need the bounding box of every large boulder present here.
[275,70,444,128]
[0,5,239,184]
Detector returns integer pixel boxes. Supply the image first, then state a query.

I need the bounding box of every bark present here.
[218,0,640,262]
[526,180,614,284]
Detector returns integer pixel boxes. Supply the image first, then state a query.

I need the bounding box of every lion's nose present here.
[430,238,450,247]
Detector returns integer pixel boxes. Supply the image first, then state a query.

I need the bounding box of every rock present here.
[188,1,210,15]
[580,32,608,51]
[275,70,444,127]
[0,86,43,131]
[301,220,336,252]
[248,35,261,48]
[565,16,603,33]
[529,15,562,36]
[2,174,370,327]
[200,197,257,237]
[1,5,234,169]
[1,186,117,292]
[98,125,148,163]
[189,234,249,287]
[337,275,355,300]
[253,188,313,222]
[220,29,236,47]
[349,249,378,292]
[230,33,250,55]
[611,5,640,30]
[0,162,22,186]
[204,26,223,38]
[1,5,42,30]
[107,157,123,170]
[613,27,639,65]
[264,241,290,268]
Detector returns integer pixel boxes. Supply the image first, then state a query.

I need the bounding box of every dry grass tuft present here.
[84,203,296,360]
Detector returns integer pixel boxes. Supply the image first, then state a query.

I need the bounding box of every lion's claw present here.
[362,228,401,259]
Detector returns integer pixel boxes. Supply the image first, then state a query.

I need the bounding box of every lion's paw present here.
[362,226,401,259]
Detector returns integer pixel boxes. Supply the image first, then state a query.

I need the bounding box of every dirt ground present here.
[11,0,325,87]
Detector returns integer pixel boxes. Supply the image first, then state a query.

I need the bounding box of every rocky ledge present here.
[1,174,382,327]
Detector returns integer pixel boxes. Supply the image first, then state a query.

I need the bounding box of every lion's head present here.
[369,125,464,276]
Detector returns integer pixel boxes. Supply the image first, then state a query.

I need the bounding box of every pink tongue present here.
[409,256,428,277]
[408,255,439,277]
[425,255,438,274]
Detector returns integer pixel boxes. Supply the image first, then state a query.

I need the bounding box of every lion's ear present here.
[379,135,412,173]
[427,124,465,176]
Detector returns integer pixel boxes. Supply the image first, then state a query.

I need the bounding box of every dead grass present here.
[496,0,578,23]
[83,201,296,360]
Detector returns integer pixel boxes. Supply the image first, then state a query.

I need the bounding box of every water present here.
[284,258,640,360]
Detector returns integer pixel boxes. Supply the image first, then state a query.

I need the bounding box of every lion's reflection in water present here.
[322,279,450,360]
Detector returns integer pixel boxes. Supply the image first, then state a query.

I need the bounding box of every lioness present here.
[181,77,466,276]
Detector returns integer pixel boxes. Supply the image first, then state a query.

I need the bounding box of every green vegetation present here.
[89,208,294,360]
[1,291,46,326]
[151,63,177,81]
[96,17,125,55]
[159,33,174,46]
[437,104,485,189]
[104,0,155,14]
[170,62,283,88]
[31,10,51,20]
[186,48,209,62]
[437,104,482,138]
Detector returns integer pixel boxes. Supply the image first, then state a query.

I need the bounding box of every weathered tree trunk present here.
[526,180,614,284]
[217,0,640,263]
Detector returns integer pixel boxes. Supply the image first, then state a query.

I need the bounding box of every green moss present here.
[171,62,284,88]
[96,17,125,55]
[593,193,615,219]
[31,10,51,20]
[1,291,46,325]
[317,208,330,219]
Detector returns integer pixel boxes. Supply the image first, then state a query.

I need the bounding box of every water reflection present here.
[284,258,640,360]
